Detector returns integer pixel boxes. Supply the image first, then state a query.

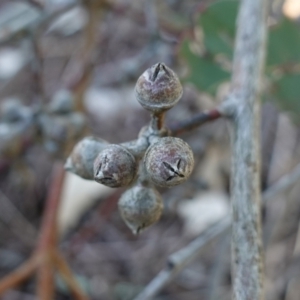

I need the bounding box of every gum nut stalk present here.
[144,137,194,187]
[93,144,137,188]
[65,136,108,180]
[118,185,163,234]
[135,62,183,113]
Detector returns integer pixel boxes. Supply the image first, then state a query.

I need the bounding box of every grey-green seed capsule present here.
[65,136,108,180]
[135,63,183,113]
[118,185,163,234]
[144,137,194,187]
[94,144,137,188]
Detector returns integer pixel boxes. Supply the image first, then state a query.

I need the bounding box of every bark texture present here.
[229,0,268,299]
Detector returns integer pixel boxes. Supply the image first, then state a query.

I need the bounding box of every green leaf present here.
[274,74,300,116]
[179,0,300,112]
[199,0,238,57]
[267,18,300,66]
[180,40,230,94]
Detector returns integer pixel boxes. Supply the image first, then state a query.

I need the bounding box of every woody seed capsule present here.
[135,62,183,113]
[65,136,108,180]
[144,137,194,187]
[118,185,163,234]
[94,144,137,188]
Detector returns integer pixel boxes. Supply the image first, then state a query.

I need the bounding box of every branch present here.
[0,256,39,295]
[36,259,55,300]
[133,218,230,300]
[0,2,78,45]
[36,163,65,299]
[262,163,300,203]
[54,251,88,300]
[37,163,65,252]
[62,0,107,111]
[133,162,300,300]
[0,163,89,299]
[228,0,268,299]
[169,108,222,136]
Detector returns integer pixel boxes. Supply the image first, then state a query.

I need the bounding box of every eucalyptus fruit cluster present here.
[65,63,194,234]
[0,91,86,163]
[38,90,86,156]
[0,99,34,160]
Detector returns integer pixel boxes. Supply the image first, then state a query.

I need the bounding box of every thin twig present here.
[143,0,158,36]
[36,163,65,299]
[37,163,65,252]
[54,251,89,300]
[0,2,79,45]
[0,163,89,298]
[30,32,45,103]
[167,218,230,268]
[169,108,222,136]
[0,256,39,295]
[133,161,300,300]
[263,163,300,203]
[62,0,106,111]
[36,256,55,300]
[133,218,230,300]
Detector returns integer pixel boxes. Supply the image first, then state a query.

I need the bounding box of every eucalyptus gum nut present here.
[144,137,194,187]
[94,144,137,188]
[48,89,74,114]
[118,185,163,234]
[39,113,86,146]
[0,123,24,158]
[135,63,183,113]
[0,99,27,122]
[65,136,108,180]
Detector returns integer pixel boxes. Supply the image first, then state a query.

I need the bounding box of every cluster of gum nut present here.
[65,63,195,234]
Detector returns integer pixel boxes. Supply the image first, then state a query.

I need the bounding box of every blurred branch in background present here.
[0,163,88,300]
[0,0,109,298]
[0,2,79,46]
[62,0,108,110]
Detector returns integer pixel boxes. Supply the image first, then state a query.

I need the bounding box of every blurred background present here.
[0,0,300,299]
